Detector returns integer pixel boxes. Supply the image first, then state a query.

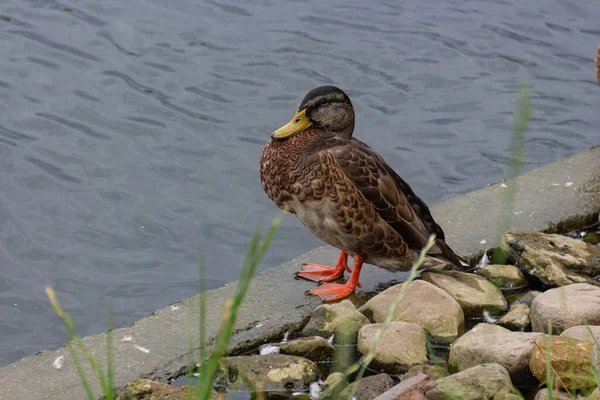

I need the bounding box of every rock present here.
[531,283,600,333]
[118,379,223,400]
[478,264,528,290]
[494,394,522,400]
[421,271,508,316]
[530,336,597,390]
[508,290,542,307]
[214,354,319,392]
[359,280,464,344]
[345,374,395,400]
[302,299,370,344]
[448,323,544,385]
[533,389,572,400]
[425,363,514,400]
[496,303,531,331]
[318,372,347,400]
[374,373,434,400]
[279,336,335,362]
[404,364,449,381]
[501,231,600,287]
[561,325,600,344]
[357,321,428,373]
[589,387,600,400]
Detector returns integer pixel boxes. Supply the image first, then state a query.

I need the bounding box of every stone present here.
[448,323,544,385]
[588,388,600,400]
[478,264,528,290]
[561,325,600,344]
[279,336,335,362]
[318,372,347,400]
[530,336,597,390]
[214,354,319,392]
[404,364,450,381]
[509,290,542,307]
[501,231,600,287]
[357,321,428,373]
[531,283,600,333]
[494,394,522,400]
[359,280,464,344]
[425,363,514,400]
[496,303,531,331]
[347,374,395,400]
[533,389,572,400]
[302,299,370,344]
[118,379,223,400]
[421,271,508,316]
[373,373,433,400]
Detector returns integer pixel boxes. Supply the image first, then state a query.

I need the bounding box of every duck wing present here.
[327,138,466,267]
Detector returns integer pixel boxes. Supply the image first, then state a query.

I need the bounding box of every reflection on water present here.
[0,0,599,365]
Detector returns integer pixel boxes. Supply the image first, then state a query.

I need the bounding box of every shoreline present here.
[1,145,599,400]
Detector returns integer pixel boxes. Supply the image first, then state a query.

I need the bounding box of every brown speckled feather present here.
[260,127,464,271]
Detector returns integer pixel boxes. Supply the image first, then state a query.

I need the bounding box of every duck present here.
[259,86,467,301]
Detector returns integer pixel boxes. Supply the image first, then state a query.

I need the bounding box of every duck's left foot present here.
[309,283,357,302]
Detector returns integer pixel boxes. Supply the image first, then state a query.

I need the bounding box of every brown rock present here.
[529,336,597,390]
[359,280,464,344]
[349,374,395,400]
[357,321,427,373]
[531,283,600,333]
[421,271,508,316]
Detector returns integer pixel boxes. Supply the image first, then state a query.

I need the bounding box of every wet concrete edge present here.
[1,145,599,400]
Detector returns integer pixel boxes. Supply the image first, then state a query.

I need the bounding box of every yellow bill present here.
[271,108,312,139]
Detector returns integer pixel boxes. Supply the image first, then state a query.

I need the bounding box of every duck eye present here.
[319,98,327,105]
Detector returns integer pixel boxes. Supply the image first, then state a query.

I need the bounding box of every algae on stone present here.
[477,264,528,290]
[302,299,369,344]
[501,231,600,287]
[530,336,597,390]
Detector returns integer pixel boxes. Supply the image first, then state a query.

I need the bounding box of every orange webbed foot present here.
[309,282,357,302]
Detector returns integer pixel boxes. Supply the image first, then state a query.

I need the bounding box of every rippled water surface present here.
[0,0,599,366]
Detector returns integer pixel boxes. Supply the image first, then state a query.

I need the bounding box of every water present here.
[0,0,598,367]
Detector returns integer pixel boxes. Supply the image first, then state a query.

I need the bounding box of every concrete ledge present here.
[1,146,599,400]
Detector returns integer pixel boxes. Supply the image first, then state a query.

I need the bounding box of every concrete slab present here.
[0,145,598,400]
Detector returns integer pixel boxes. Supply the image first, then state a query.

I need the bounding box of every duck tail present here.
[428,241,469,270]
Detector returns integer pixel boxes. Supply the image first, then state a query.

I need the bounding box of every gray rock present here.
[421,271,508,316]
[509,290,542,307]
[359,280,464,344]
[478,264,528,290]
[357,321,428,373]
[404,364,449,381]
[425,363,514,400]
[374,373,433,400]
[214,354,319,392]
[118,379,223,400]
[501,231,600,287]
[496,303,531,331]
[531,283,600,333]
[302,299,370,344]
[344,374,395,400]
[448,323,544,385]
[318,372,347,400]
[534,389,572,400]
[561,325,600,344]
[279,336,334,362]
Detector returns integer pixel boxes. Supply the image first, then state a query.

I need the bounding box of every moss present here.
[543,212,599,235]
